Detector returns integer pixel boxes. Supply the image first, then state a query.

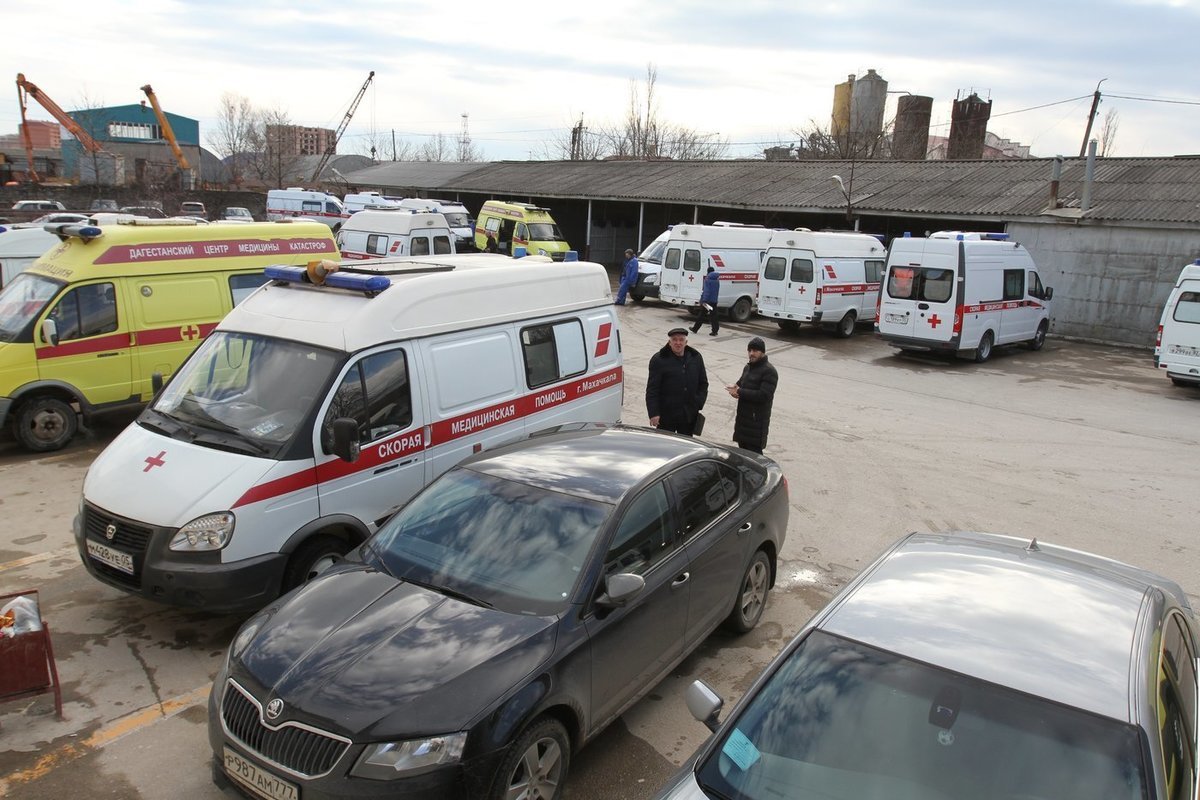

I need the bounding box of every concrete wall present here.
[1010,220,1200,348]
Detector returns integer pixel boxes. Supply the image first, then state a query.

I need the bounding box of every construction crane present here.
[15,72,104,184]
[311,70,374,183]
[139,84,191,174]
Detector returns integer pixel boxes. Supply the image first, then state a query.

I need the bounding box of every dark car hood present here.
[237,564,557,738]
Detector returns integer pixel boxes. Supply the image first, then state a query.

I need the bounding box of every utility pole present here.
[1080,78,1107,157]
[391,129,397,161]
[458,113,471,162]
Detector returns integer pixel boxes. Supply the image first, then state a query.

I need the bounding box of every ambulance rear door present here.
[879,248,959,344]
[1160,279,1200,384]
[760,249,815,320]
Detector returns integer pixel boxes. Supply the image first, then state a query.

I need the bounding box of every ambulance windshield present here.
[0,273,62,343]
[527,222,566,242]
[146,331,340,456]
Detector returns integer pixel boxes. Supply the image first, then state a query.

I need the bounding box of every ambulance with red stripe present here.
[265,188,351,232]
[75,253,623,612]
[336,208,455,260]
[756,229,887,337]
[0,218,338,452]
[656,222,775,323]
[876,231,1054,362]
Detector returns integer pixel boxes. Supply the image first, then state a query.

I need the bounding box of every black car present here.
[208,425,789,800]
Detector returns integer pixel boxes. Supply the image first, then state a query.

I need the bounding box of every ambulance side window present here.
[48,282,117,341]
[322,350,412,450]
[229,274,269,306]
[1175,292,1200,324]
[791,259,814,283]
[866,260,885,283]
[1003,269,1024,301]
[434,235,452,255]
[302,201,321,214]
[683,249,701,272]
[763,256,786,281]
[367,234,388,256]
[516,223,528,241]
[521,319,587,388]
[411,237,431,256]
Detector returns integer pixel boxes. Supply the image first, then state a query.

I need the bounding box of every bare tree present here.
[207,92,256,186]
[419,133,454,162]
[72,90,111,187]
[1099,107,1120,156]
[245,107,307,188]
[790,115,894,160]
[540,115,608,160]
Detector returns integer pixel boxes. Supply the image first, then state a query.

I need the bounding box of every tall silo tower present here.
[947,92,992,159]
[831,74,854,140]
[851,68,887,140]
[892,95,933,159]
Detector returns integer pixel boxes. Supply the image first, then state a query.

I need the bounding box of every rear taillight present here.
[814,287,822,306]
[953,305,963,335]
[874,291,882,323]
[1156,325,1163,348]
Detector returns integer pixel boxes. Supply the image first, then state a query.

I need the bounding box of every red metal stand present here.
[0,589,63,719]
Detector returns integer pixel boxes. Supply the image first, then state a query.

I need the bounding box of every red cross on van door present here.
[927,314,942,328]
[180,324,201,340]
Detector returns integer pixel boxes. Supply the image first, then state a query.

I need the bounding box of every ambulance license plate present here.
[1169,344,1200,358]
[223,747,298,800]
[87,540,134,574]
[885,313,908,323]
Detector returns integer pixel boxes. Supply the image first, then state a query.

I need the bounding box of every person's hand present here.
[726,385,739,398]
[649,415,660,427]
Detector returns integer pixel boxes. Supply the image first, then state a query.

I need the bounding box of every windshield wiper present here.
[401,574,493,609]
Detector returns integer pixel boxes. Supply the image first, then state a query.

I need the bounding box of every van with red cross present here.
[876,231,1054,362]
[1154,258,1200,388]
[266,188,351,232]
[336,208,456,260]
[0,218,338,451]
[756,229,887,337]
[656,222,776,322]
[75,252,624,612]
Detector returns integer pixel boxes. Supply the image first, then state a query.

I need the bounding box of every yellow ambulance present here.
[0,218,338,451]
[473,200,571,260]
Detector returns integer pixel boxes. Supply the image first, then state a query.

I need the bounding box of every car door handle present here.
[672,572,690,588]
[374,458,414,474]
[739,521,753,533]
[918,302,930,310]
[96,351,122,358]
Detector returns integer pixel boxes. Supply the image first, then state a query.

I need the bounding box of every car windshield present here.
[0,273,62,343]
[368,468,610,615]
[442,212,471,228]
[694,629,1147,800]
[639,237,668,265]
[146,331,342,457]
[527,222,566,242]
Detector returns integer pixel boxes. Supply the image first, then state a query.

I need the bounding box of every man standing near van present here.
[726,337,778,453]
[615,248,638,305]
[647,327,708,436]
[692,265,721,336]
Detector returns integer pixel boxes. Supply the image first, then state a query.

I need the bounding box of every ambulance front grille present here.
[83,504,153,587]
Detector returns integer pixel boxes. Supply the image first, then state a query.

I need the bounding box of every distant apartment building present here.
[927,132,1031,160]
[265,124,336,157]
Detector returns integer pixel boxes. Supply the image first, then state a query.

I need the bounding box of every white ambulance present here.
[1154,259,1200,387]
[657,222,775,322]
[75,253,624,612]
[342,192,401,213]
[877,232,1054,362]
[336,209,456,260]
[757,229,887,337]
[0,226,58,287]
[630,227,672,302]
[397,197,475,251]
[265,188,350,231]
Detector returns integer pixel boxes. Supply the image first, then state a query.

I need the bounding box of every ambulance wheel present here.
[834,311,857,338]
[283,534,349,590]
[1170,377,1193,388]
[630,291,645,303]
[973,332,994,363]
[1027,321,1049,351]
[14,396,78,452]
[730,297,753,323]
[777,320,800,333]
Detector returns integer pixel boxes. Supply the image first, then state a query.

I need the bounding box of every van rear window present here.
[888,267,953,303]
[1174,291,1200,324]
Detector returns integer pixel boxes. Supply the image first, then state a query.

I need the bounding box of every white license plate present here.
[885,313,908,323]
[1169,345,1200,357]
[87,540,134,574]
[223,747,298,800]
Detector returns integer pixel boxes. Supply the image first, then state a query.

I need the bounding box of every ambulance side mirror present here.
[1044,286,1054,300]
[41,319,59,347]
[331,417,361,463]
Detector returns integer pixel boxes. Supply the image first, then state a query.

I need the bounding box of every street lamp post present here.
[831,164,858,230]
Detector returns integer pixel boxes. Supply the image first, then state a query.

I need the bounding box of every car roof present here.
[820,531,1189,722]
[462,425,720,504]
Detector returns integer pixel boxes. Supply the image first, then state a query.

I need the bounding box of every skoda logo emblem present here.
[104,523,117,541]
[265,698,284,720]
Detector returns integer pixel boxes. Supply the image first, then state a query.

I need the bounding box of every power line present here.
[1105,93,1200,106]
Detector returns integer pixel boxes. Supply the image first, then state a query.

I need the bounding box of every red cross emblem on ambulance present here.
[927,314,942,328]
[180,324,201,341]
[143,450,167,472]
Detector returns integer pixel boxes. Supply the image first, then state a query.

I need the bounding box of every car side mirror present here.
[595,572,645,608]
[1044,286,1054,301]
[331,417,360,463]
[41,318,59,346]
[151,372,164,395]
[686,679,725,732]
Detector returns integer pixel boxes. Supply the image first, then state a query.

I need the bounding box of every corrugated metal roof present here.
[340,157,1200,225]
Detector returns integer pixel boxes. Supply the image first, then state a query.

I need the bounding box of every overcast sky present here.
[6,0,1198,162]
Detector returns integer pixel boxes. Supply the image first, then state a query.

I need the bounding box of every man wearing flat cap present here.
[646,327,708,436]
[726,336,778,453]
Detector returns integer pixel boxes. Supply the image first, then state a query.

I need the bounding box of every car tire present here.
[630,291,645,303]
[834,311,857,338]
[777,320,800,333]
[1027,321,1048,351]
[14,396,78,452]
[973,331,994,363]
[729,297,753,324]
[283,534,349,591]
[1170,377,1193,388]
[491,717,570,800]
[726,550,771,633]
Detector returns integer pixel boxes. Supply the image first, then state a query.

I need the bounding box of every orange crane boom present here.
[15,73,104,154]
[139,84,191,171]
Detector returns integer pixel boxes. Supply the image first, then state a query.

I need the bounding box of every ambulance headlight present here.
[170,512,235,551]
[644,273,660,285]
[538,248,548,256]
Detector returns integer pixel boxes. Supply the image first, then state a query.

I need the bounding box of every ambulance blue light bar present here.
[55,224,104,241]
[264,265,391,294]
[982,233,1009,241]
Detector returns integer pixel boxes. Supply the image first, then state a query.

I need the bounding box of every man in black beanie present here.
[647,327,708,436]
[726,336,778,453]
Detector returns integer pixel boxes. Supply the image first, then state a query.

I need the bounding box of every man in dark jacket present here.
[646,327,708,436]
[691,265,721,336]
[726,337,778,453]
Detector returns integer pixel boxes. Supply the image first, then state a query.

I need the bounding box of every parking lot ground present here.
[2,299,1197,799]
